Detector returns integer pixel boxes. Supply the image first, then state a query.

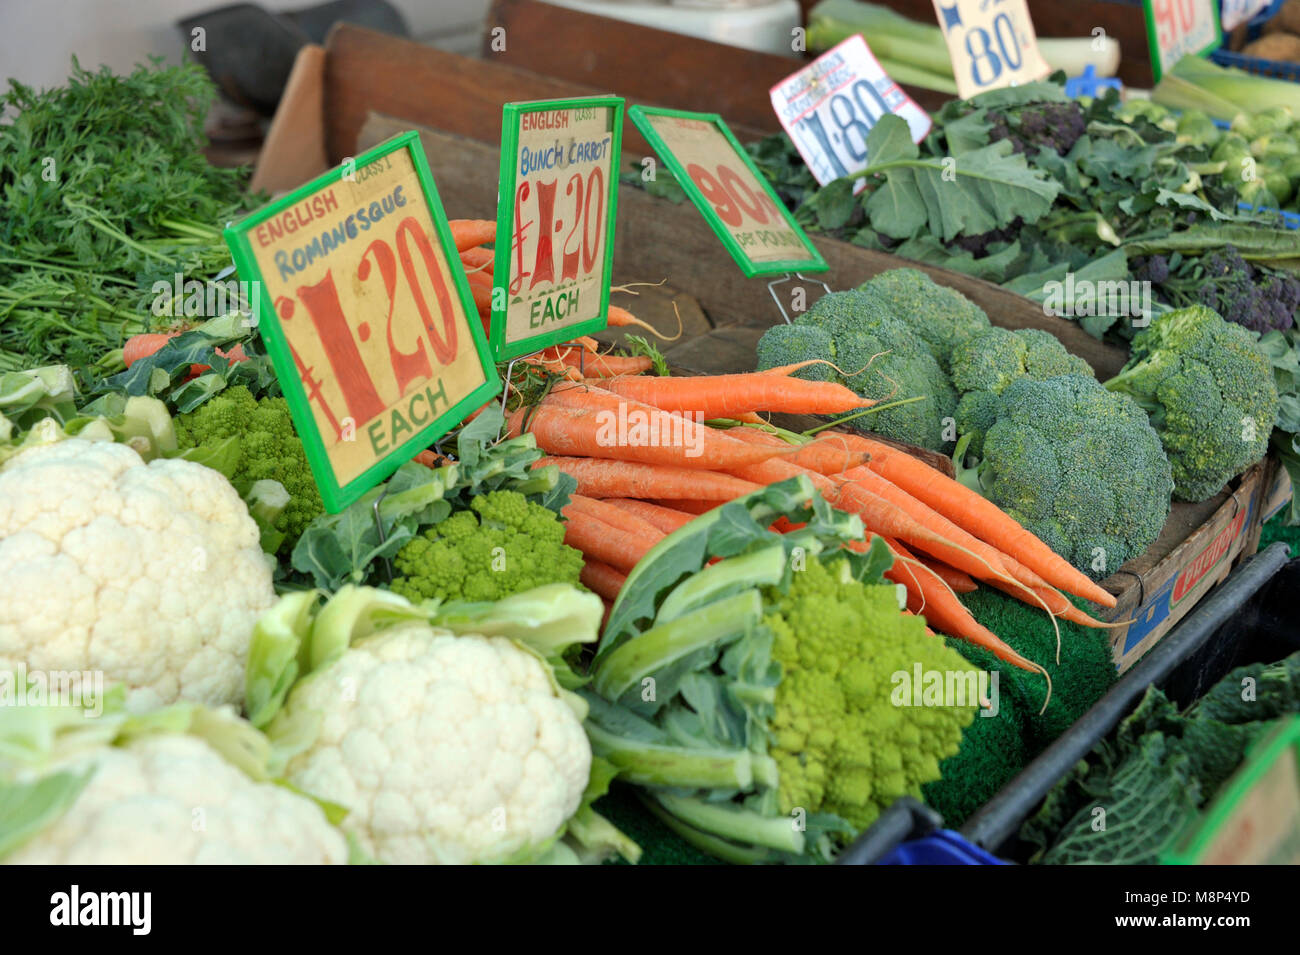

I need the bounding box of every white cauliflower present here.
[274,625,591,864]
[0,439,275,708]
[4,732,348,865]
[249,585,638,865]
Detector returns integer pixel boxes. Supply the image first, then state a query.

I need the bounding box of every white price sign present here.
[1142,0,1222,81]
[1221,0,1272,32]
[933,0,1051,99]
[769,35,932,187]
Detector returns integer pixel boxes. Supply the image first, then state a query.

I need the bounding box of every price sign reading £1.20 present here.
[492,96,624,360]
[629,106,826,277]
[1142,0,1221,82]
[932,0,1051,99]
[224,131,499,513]
[770,35,932,187]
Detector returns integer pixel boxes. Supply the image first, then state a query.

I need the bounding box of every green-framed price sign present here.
[630,105,827,277]
[1142,0,1222,82]
[491,95,624,360]
[223,131,499,513]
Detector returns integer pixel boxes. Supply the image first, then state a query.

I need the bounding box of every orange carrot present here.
[467,281,492,312]
[560,507,656,573]
[564,352,654,377]
[449,219,495,252]
[123,332,176,367]
[724,427,871,476]
[596,372,869,419]
[816,432,1116,608]
[465,267,493,291]
[538,456,760,500]
[566,494,666,543]
[886,549,1046,678]
[604,499,695,533]
[581,558,627,601]
[607,304,668,337]
[459,246,495,271]
[651,499,719,515]
[916,557,977,594]
[526,391,794,469]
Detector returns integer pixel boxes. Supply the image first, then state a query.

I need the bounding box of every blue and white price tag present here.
[769,35,932,187]
[932,0,1052,99]
[1221,0,1272,32]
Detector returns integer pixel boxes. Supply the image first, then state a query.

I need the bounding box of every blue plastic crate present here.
[1211,0,1300,81]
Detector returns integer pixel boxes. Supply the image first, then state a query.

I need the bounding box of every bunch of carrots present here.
[450,219,1124,700]
[496,373,1119,703]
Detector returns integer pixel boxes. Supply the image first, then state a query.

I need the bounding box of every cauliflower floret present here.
[4,733,347,865]
[273,624,591,864]
[0,439,275,709]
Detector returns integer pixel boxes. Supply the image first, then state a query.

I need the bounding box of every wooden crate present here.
[254,33,1271,671]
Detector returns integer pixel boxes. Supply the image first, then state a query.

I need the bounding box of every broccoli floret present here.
[389,489,583,603]
[764,556,975,831]
[1105,305,1280,502]
[959,374,1173,579]
[753,323,836,381]
[786,289,958,451]
[951,326,1094,396]
[988,101,1087,156]
[174,386,323,554]
[856,268,991,371]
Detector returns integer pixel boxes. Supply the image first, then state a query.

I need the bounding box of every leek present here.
[1153,55,1300,121]
[805,0,1119,92]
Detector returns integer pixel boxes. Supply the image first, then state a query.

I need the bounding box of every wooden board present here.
[362,116,1131,381]
[319,22,773,168]
[486,0,954,123]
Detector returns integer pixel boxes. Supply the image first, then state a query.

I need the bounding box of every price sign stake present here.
[1142,0,1222,82]
[224,131,499,513]
[492,96,624,361]
[933,0,1052,98]
[770,35,932,187]
[630,105,826,277]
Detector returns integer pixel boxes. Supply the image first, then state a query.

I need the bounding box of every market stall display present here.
[3,0,1300,872]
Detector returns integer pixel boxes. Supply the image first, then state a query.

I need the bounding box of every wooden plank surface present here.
[323,22,772,167]
[486,0,953,124]
[359,115,1131,379]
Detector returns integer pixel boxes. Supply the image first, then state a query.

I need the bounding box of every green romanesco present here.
[764,556,976,830]
[958,374,1173,580]
[174,385,322,554]
[389,489,583,603]
[951,327,1095,456]
[857,268,991,371]
[1105,305,1280,503]
[755,288,958,451]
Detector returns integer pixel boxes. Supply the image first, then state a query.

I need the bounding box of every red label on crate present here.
[1172,502,1251,604]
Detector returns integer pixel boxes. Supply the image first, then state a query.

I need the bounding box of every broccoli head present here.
[758,288,958,451]
[959,374,1172,580]
[390,489,584,604]
[753,324,836,382]
[951,326,1095,396]
[1105,305,1280,502]
[174,386,323,554]
[856,268,991,371]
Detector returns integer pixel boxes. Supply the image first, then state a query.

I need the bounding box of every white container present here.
[538,0,802,57]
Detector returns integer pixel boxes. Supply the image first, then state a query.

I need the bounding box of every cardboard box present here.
[254,27,1275,672]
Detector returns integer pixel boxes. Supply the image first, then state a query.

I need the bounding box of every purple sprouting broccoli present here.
[988,102,1087,157]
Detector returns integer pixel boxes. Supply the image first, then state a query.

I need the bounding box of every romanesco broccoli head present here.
[764,556,975,831]
[950,326,1094,397]
[788,289,958,451]
[174,386,323,554]
[964,374,1173,580]
[389,489,583,604]
[1105,305,1279,502]
[857,268,991,371]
